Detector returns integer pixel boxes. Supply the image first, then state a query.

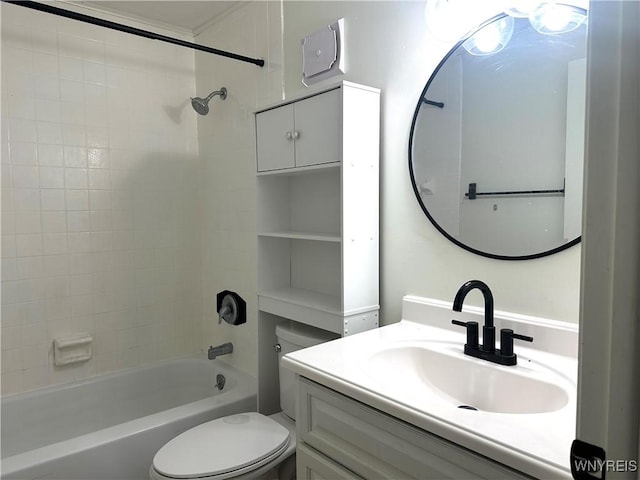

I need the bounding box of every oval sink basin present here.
[364,345,569,414]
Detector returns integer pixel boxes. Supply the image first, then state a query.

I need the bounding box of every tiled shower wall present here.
[195,1,282,378]
[1,3,202,394]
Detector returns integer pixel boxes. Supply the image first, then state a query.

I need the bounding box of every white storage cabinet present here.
[255,81,380,337]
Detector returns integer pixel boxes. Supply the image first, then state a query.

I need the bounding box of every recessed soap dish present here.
[53,333,93,366]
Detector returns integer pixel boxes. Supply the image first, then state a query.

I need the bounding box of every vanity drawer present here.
[297,377,534,480]
[297,444,364,480]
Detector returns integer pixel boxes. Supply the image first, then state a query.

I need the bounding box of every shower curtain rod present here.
[1,0,265,67]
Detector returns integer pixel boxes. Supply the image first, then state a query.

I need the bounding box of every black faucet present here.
[451,280,533,366]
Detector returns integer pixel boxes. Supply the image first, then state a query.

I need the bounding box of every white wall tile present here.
[21,322,48,346]
[40,190,65,211]
[2,212,16,235]
[12,166,39,188]
[13,188,40,211]
[90,211,111,231]
[8,95,36,120]
[14,211,41,234]
[57,33,84,59]
[40,166,65,189]
[63,147,87,167]
[32,52,59,78]
[16,256,44,280]
[38,144,64,166]
[67,232,92,253]
[11,143,38,165]
[89,190,110,210]
[87,148,109,168]
[36,100,61,123]
[2,2,201,394]
[1,348,22,372]
[59,57,84,81]
[60,101,86,125]
[65,189,89,210]
[3,258,18,281]
[21,345,49,369]
[45,296,70,321]
[36,122,63,146]
[2,326,22,351]
[64,168,88,189]
[45,276,69,299]
[66,211,90,232]
[42,233,67,255]
[33,76,60,100]
[88,169,110,189]
[16,233,43,256]
[21,366,49,391]
[31,27,58,55]
[60,84,85,106]
[43,255,69,277]
[1,281,19,304]
[69,253,93,275]
[62,124,86,146]
[17,279,45,302]
[83,61,106,85]
[86,127,108,148]
[42,211,66,233]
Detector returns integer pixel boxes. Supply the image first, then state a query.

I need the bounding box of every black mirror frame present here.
[408,13,583,261]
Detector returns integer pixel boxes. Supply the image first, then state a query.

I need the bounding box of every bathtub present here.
[1,357,257,479]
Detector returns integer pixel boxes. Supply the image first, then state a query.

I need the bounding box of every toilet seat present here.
[151,412,290,479]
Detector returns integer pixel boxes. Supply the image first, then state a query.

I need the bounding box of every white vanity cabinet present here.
[296,377,535,480]
[255,81,380,337]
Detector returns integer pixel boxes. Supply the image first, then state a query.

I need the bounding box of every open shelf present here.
[258,287,341,314]
[256,81,381,415]
[256,162,340,177]
[258,231,341,242]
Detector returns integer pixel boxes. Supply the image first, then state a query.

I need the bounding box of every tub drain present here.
[457,405,478,411]
[215,374,226,390]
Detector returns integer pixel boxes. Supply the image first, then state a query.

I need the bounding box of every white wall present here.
[0,0,583,393]
[192,1,581,384]
[280,1,581,325]
[458,50,568,255]
[1,2,202,394]
[194,2,283,377]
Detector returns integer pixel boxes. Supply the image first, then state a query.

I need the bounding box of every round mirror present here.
[409,8,588,260]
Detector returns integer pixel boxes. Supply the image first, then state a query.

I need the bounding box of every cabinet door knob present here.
[286,131,293,140]
[292,130,300,140]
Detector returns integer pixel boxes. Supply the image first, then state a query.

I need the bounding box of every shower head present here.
[191,87,227,115]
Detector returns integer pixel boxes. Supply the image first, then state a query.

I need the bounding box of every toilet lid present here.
[152,412,290,479]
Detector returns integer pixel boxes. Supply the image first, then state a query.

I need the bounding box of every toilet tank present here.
[276,321,339,420]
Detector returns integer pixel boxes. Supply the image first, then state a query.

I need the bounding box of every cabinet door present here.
[256,104,295,172]
[297,444,363,480]
[293,89,342,168]
[298,378,535,480]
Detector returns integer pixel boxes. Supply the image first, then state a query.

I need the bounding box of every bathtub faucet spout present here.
[208,342,233,360]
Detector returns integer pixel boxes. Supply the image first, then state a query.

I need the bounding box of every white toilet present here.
[150,321,339,480]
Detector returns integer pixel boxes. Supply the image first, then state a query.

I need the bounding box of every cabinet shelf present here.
[258,231,341,242]
[256,162,340,177]
[258,287,341,314]
[256,81,380,338]
[256,81,381,415]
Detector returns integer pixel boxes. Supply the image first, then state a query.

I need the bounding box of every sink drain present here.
[457,405,478,411]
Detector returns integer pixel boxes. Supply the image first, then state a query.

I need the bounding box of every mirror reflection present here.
[410,9,587,259]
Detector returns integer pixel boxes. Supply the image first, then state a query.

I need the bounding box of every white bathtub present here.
[1,357,257,479]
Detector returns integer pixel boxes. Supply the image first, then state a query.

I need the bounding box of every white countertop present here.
[282,296,578,479]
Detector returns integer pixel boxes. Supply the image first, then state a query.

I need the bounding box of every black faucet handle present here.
[451,320,479,349]
[499,328,533,357]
